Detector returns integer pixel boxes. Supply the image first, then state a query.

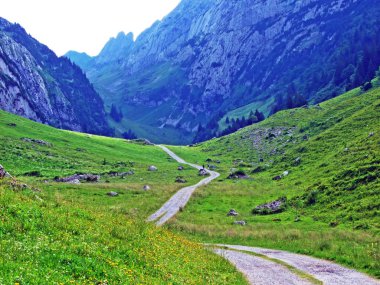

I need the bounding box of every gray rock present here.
[21,137,52,146]
[55,174,100,183]
[234,221,246,226]
[272,175,282,181]
[178,165,184,170]
[227,209,239,217]
[253,197,287,215]
[143,185,151,191]
[282,171,289,177]
[369,132,374,137]
[198,169,209,176]
[0,164,6,178]
[68,179,80,184]
[175,176,187,183]
[107,191,119,197]
[294,157,301,165]
[148,165,158,171]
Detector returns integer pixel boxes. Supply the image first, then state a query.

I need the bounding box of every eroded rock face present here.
[0,18,111,136]
[68,0,379,143]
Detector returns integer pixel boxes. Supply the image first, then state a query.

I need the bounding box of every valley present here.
[0,83,379,283]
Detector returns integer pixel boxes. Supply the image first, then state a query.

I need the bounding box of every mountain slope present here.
[0,110,245,284]
[166,83,380,276]
[0,17,112,135]
[67,0,380,143]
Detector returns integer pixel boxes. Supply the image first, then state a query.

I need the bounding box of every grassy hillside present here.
[167,85,380,277]
[0,111,246,284]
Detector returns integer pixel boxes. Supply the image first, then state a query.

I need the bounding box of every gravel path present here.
[147,145,219,226]
[149,146,380,285]
[213,248,313,285]
[217,244,380,285]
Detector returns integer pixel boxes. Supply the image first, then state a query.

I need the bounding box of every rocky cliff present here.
[68,0,380,144]
[0,18,112,136]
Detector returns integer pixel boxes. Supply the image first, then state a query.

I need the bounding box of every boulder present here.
[282,170,289,177]
[178,166,184,171]
[234,221,246,226]
[198,169,209,176]
[272,175,282,181]
[68,179,81,184]
[21,137,52,146]
[0,164,6,179]
[227,209,239,216]
[228,170,249,179]
[175,176,187,183]
[369,132,375,137]
[143,185,151,191]
[252,197,287,215]
[107,191,119,197]
[55,174,100,183]
[148,165,158,171]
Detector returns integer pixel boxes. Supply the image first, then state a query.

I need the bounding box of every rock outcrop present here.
[67,0,380,144]
[0,17,112,136]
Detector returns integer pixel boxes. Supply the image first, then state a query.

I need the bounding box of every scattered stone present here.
[294,216,301,222]
[55,174,100,183]
[108,171,134,177]
[252,197,287,215]
[344,148,349,152]
[143,185,151,191]
[198,169,209,176]
[68,179,81,184]
[259,158,264,162]
[107,191,119,197]
[369,132,374,137]
[227,209,239,216]
[228,170,249,179]
[208,165,217,170]
[7,123,17,127]
[272,175,282,181]
[293,157,301,166]
[282,170,289,177]
[23,171,42,177]
[148,165,158,171]
[234,221,246,226]
[251,166,266,174]
[206,158,213,162]
[215,160,221,164]
[178,166,184,171]
[0,164,11,179]
[329,221,339,227]
[175,176,187,183]
[21,137,51,146]
[302,135,309,141]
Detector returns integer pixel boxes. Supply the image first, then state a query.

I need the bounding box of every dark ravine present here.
[67,0,380,144]
[0,17,112,136]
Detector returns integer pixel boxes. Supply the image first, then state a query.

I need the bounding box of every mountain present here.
[67,0,380,144]
[0,17,112,136]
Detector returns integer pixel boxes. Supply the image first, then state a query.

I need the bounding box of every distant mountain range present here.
[0,17,112,136]
[67,0,380,144]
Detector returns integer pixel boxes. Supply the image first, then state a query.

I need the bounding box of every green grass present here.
[166,85,380,278]
[0,110,246,284]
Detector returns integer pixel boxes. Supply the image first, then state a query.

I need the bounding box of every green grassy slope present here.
[0,111,246,284]
[167,85,380,277]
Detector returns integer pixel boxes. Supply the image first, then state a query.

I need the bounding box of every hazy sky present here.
[1,0,181,56]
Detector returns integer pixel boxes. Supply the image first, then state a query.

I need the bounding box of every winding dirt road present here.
[147,145,219,226]
[148,145,380,285]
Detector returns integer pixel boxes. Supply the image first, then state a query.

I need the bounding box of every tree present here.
[225,116,230,124]
[254,109,265,122]
[122,129,137,140]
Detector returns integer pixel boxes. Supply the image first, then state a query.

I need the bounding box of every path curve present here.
[147,145,219,226]
[149,145,380,285]
[217,244,380,285]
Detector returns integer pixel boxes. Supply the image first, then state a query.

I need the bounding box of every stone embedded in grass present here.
[178,165,184,171]
[107,191,119,197]
[227,209,239,216]
[252,197,287,215]
[143,185,151,191]
[21,137,52,146]
[0,164,7,178]
[55,174,100,183]
[68,179,80,184]
[228,170,249,179]
[148,165,158,171]
[368,132,374,137]
[272,175,282,181]
[175,176,187,183]
[293,157,301,166]
[198,169,209,176]
[234,220,246,226]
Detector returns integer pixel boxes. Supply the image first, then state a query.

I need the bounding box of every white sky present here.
[1,0,181,56]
